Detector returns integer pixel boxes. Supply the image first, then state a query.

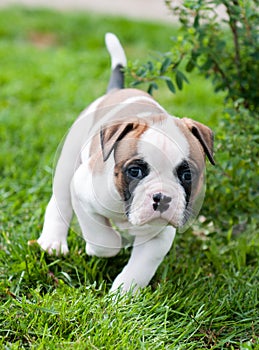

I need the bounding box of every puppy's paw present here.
[110,275,140,295]
[37,236,69,255]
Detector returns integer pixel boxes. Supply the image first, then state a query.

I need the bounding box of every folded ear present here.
[100,122,134,161]
[182,118,215,165]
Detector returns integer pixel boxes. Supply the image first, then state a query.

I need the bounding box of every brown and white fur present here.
[37,33,215,293]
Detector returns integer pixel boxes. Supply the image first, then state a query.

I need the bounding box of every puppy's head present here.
[100,115,214,229]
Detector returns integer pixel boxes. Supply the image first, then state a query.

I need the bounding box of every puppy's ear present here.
[100,122,134,161]
[182,118,215,165]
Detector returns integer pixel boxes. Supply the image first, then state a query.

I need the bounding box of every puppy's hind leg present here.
[71,174,122,257]
[83,214,122,258]
[74,209,122,258]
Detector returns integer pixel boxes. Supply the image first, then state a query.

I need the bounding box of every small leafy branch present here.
[129,0,259,114]
[127,52,189,95]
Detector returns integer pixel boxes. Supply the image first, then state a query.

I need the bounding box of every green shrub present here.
[204,106,259,231]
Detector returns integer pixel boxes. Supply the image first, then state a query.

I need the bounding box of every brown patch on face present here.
[113,121,148,163]
[112,122,149,201]
[88,118,149,191]
[88,112,166,175]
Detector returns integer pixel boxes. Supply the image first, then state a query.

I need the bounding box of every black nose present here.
[153,192,162,203]
[152,193,171,213]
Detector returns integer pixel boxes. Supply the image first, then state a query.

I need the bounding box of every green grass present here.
[0,7,258,349]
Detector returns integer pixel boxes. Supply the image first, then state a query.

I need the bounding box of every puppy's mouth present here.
[127,203,182,228]
[128,214,162,226]
[126,188,185,226]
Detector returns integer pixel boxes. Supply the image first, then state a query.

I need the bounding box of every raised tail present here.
[105,33,127,92]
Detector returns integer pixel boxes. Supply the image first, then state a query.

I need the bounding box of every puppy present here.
[37,33,215,293]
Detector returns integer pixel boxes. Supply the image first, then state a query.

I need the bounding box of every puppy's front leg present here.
[37,193,72,254]
[110,226,176,293]
[38,160,76,255]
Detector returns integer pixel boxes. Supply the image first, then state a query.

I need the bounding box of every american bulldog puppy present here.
[37,33,215,293]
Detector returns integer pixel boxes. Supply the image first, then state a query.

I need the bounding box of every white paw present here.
[110,275,140,295]
[37,236,69,255]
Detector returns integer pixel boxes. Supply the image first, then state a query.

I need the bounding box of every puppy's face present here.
[101,116,214,229]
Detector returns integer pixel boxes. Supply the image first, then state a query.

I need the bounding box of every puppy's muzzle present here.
[152,192,172,213]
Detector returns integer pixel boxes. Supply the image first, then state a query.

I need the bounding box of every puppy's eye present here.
[177,161,192,183]
[125,161,150,182]
[126,166,144,180]
[181,169,192,183]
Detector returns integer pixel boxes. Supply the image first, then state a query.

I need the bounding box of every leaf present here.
[175,70,189,90]
[130,80,142,87]
[175,71,183,90]
[147,61,154,72]
[159,76,176,93]
[147,82,158,95]
[160,57,172,74]
[166,78,176,93]
[186,59,195,72]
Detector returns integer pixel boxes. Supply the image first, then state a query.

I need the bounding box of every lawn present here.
[0,6,258,349]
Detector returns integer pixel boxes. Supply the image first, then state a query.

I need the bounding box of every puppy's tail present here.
[105,33,127,92]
